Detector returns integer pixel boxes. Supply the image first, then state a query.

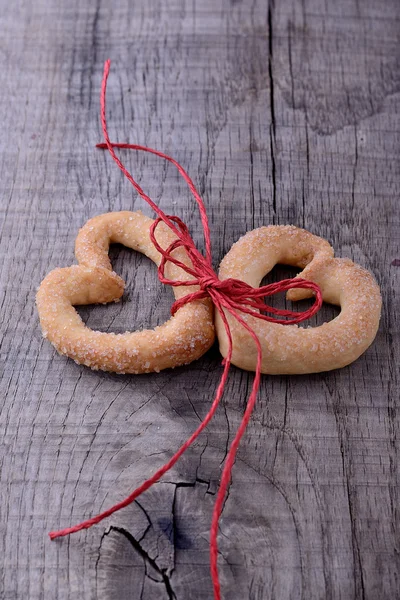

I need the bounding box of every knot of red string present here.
[198,275,217,292]
[149,213,321,325]
[49,60,323,600]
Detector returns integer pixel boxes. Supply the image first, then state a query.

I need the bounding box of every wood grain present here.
[0,0,399,598]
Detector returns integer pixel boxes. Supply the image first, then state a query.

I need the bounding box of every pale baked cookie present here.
[216,225,381,374]
[36,211,215,373]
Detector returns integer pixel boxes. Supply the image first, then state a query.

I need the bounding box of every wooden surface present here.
[1,0,399,598]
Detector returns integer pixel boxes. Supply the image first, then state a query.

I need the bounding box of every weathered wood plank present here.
[0,0,399,599]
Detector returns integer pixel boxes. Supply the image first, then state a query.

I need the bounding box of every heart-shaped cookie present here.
[36,211,215,374]
[216,225,381,374]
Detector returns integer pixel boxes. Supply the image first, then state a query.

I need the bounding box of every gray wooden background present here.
[1,0,399,598]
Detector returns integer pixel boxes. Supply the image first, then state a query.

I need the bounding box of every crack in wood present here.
[332,390,366,600]
[268,0,277,217]
[351,125,359,212]
[100,525,177,600]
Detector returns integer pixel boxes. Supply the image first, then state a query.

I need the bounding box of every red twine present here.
[49,60,323,600]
